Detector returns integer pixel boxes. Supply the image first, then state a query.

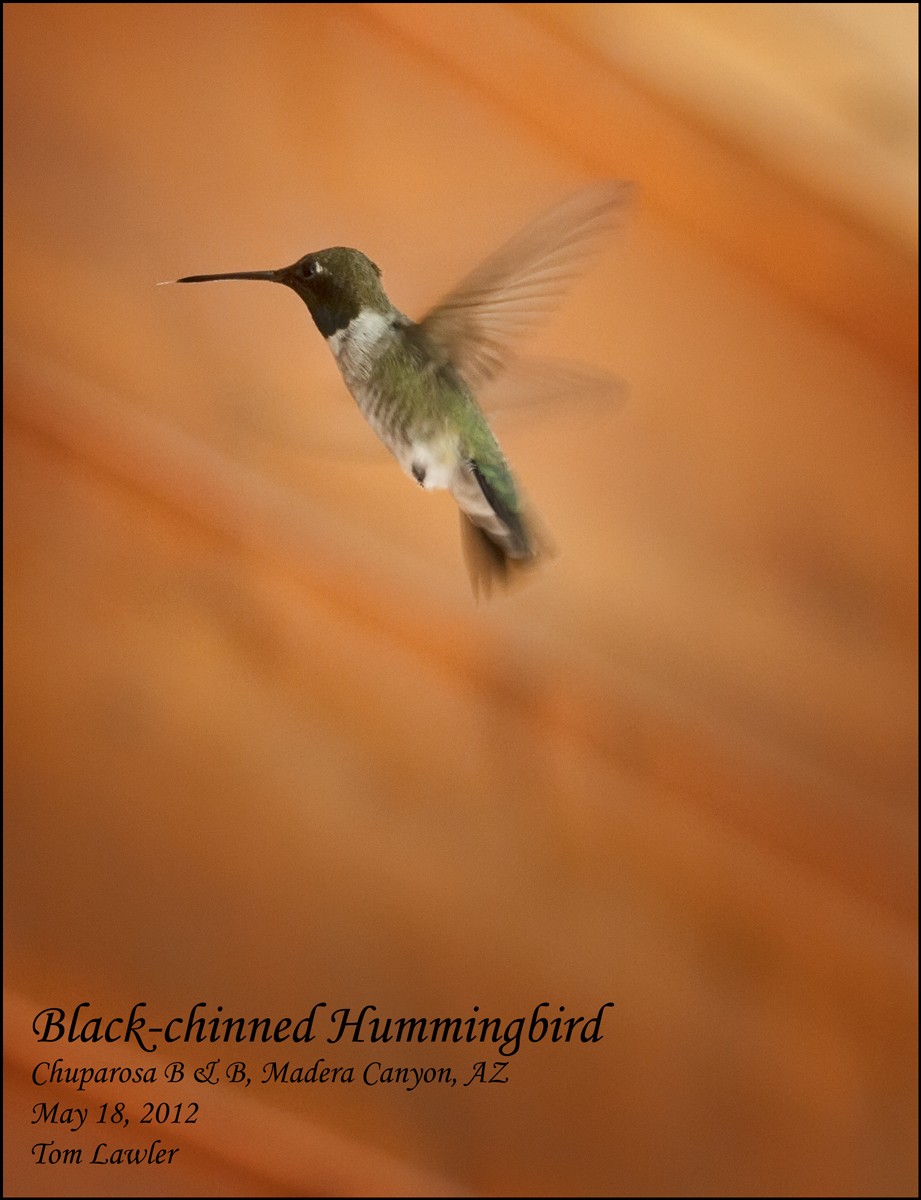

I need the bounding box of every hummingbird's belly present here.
[349,385,458,491]
[397,440,459,491]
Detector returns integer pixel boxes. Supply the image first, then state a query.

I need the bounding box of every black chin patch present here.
[308,302,352,339]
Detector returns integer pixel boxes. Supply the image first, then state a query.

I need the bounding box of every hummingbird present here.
[168,181,631,600]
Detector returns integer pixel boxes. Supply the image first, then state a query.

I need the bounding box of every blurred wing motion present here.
[478,357,629,428]
[419,180,634,390]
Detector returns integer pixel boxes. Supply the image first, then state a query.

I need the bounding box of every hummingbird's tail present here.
[459,514,541,602]
[454,461,547,602]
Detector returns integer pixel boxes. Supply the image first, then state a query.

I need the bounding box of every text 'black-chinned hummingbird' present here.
[167,181,632,600]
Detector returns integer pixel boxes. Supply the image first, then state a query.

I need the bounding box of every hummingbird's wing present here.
[478,357,629,427]
[418,180,633,391]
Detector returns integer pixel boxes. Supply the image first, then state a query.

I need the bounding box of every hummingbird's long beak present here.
[173,269,280,284]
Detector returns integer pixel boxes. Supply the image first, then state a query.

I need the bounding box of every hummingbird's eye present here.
[294,258,321,281]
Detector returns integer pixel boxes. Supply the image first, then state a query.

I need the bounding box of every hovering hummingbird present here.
[168,181,631,600]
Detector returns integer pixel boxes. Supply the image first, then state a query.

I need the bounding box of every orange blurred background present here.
[4,4,917,1195]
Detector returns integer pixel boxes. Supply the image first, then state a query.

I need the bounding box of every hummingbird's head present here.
[174,247,390,340]
[275,248,389,338]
